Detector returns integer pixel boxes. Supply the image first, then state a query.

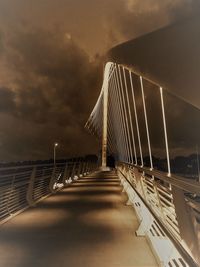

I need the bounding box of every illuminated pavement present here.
[0,170,158,267]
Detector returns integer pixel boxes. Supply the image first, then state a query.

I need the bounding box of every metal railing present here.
[117,162,199,267]
[0,157,97,224]
[85,62,200,266]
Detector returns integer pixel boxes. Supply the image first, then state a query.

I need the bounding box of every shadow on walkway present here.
[0,170,158,267]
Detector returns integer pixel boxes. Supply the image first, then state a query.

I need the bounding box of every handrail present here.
[0,156,98,224]
[117,165,198,267]
[120,162,200,195]
[0,160,76,172]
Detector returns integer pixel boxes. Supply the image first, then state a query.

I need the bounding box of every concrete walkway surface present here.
[0,170,158,267]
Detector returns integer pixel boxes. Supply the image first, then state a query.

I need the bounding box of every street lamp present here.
[54,143,58,166]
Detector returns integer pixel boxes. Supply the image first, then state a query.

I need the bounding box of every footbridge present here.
[85,61,200,267]
[1,61,200,266]
[0,62,200,267]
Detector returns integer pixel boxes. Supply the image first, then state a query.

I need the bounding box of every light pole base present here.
[100,166,111,172]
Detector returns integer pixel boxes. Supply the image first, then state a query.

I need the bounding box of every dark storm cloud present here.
[112,0,199,39]
[0,33,3,54]
[4,28,101,125]
[0,0,197,56]
[0,0,197,161]
[0,87,16,113]
[0,27,102,160]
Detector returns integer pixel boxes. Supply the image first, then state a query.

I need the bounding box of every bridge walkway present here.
[0,170,158,267]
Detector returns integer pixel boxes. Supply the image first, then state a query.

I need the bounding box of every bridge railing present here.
[117,162,200,267]
[0,157,97,224]
[86,62,200,266]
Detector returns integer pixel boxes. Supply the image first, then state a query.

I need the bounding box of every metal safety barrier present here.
[117,162,200,267]
[85,62,200,266]
[0,157,97,224]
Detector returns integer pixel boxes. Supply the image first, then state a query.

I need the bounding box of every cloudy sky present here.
[0,0,198,161]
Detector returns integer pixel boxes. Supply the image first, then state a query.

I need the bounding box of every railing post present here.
[7,174,16,215]
[84,161,88,175]
[86,161,90,173]
[133,168,146,200]
[26,166,36,206]
[71,160,77,181]
[62,162,69,186]
[172,186,200,264]
[86,161,90,174]
[81,161,86,176]
[49,165,56,193]
[153,181,166,221]
[77,159,83,177]
[81,160,86,176]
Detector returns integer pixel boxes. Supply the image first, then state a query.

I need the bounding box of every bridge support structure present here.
[101,63,114,169]
[86,61,200,266]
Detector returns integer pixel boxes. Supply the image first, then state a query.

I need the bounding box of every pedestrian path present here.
[0,170,158,267]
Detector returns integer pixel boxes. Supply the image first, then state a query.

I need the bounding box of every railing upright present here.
[26,166,36,206]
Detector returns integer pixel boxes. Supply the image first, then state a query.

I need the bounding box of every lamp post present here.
[54,143,58,166]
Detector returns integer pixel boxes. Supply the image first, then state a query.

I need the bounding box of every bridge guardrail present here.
[117,162,200,267]
[0,157,97,224]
